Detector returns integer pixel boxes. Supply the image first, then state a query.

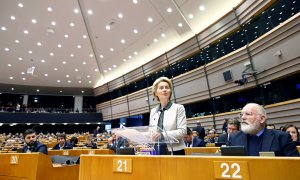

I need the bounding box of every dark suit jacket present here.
[192,126,205,140]
[107,137,128,153]
[217,133,228,143]
[22,141,48,155]
[52,142,73,150]
[229,128,299,156]
[192,137,206,147]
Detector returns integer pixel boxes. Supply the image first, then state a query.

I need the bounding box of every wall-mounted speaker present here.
[223,70,233,82]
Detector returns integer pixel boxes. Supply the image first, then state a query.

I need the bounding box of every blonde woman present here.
[149,77,187,155]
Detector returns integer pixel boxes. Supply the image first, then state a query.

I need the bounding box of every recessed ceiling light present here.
[134,51,138,55]
[167,8,172,13]
[89,81,92,83]
[78,80,82,83]
[18,3,23,7]
[199,5,205,11]
[133,29,138,34]
[87,10,93,15]
[94,69,98,72]
[178,23,183,27]
[24,30,29,34]
[99,55,104,58]
[154,38,158,42]
[18,57,22,60]
[36,89,40,92]
[9,77,13,79]
[8,64,12,66]
[82,61,86,65]
[77,45,81,48]
[123,59,127,62]
[58,44,62,48]
[62,61,66,64]
[188,14,194,19]
[121,39,126,43]
[70,22,75,27]
[113,65,117,68]
[108,68,112,71]
[37,42,42,46]
[75,69,78,72]
[83,35,87,39]
[44,74,48,76]
[4,48,10,51]
[161,33,166,37]
[68,80,71,83]
[66,74,70,77]
[50,53,54,56]
[81,91,84,93]
[15,40,20,43]
[54,68,58,71]
[105,25,111,30]
[51,21,56,26]
[21,72,25,74]
[70,54,74,57]
[110,48,114,52]
[1,27,6,31]
[87,75,90,78]
[74,8,79,14]
[64,34,69,38]
[118,13,123,18]
[133,0,138,4]
[11,16,16,20]
[22,78,26,80]
[32,19,37,23]
[57,80,61,83]
[60,90,63,93]
[11,88,14,90]
[48,7,52,12]
[28,51,33,54]
[148,17,153,22]
[128,55,132,59]
[104,70,107,73]
[41,59,45,63]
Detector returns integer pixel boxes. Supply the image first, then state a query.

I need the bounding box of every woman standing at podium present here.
[149,77,187,155]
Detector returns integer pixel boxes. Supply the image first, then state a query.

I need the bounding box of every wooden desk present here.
[79,155,300,180]
[185,147,220,155]
[297,146,300,153]
[0,153,79,180]
[48,149,114,156]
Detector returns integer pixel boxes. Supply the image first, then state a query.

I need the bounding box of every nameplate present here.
[113,158,132,173]
[63,150,69,155]
[213,161,249,180]
[89,150,95,155]
[10,155,19,165]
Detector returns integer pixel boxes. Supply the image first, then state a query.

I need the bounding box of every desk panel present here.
[48,149,114,156]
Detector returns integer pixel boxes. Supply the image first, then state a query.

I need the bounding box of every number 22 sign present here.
[213,161,249,180]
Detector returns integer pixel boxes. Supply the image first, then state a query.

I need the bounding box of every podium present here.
[112,126,179,155]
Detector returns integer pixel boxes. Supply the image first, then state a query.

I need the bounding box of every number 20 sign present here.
[213,161,249,180]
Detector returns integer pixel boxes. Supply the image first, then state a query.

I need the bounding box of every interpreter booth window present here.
[184,99,214,118]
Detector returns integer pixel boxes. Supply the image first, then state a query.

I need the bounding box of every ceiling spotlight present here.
[18,3,24,7]
[188,14,194,19]
[24,30,29,34]
[1,27,6,31]
[167,8,172,13]
[118,13,123,18]
[47,27,55,34]
[199,5,205,11]
[133,0,138,4]
[11,16,16,20]
[148,17,153,22]
[74,8,79,14]
[178,23,183,27]
[47,7,52,12]
[106,25,111,30]
[87,10,93,15]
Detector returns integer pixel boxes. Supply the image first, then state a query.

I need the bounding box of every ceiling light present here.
[41,59,45,63]
[154,38,158,42]
[58,44,62,48]
[8,64,12,66]
[108,68,112,71]
[50,53,54,56]
[1,27,6,31]
[66,75,70,77]
[44,74,48,76]
[133,29,138,34]
[82,61,86,65]
[64,34,69,38]
[36,89,40,92]
[47,27,55,34]
[37,42,42,46]
[104,70,107,73]
[15,40,20,43]
[81,91,85,93]
[123,59,127,62]
[105,25,111,30]
[188,14,194,19]
[70,54,74,57]
[68,80,71,83]
[74,8,79,14]
[83,35,87,39]
[94,69,98,72]
[199,5,205,11]
[9,77,13,79]
[133,0,138,4]
[22,78,26,80]
[18,57,22,60]
[11,16,16,20]
[62,61,66,64]
[54,68,58,71]
[148,17,153,22]
[128,55,132,59]
[167,8,172,13]
[4,48,10,51]
[110,48,114,52]
[11,88,14,90]
[51,21,56,26]
[77,45,81,48]
[28,51,33,54]
[78,81,82,83]
[87,10,93,15]
[178,23,183,27]
[70,22,75,27]
[161,33,166,37]
[18,3,23,7]
[113,65,117,68]
[100,55,104,58]
[87,75,90,78]
[32,19,37,23]
[89,81,92,83]
[134,51,138,55]
[24,30,29,34]
[75,69,78,71]
[63,123,68,125]
[57,80,61,83]
[75,123,79,125]
[121,39,126,43]
[118,13,123,18]
[48,7,53,12]
[90,54,94,57]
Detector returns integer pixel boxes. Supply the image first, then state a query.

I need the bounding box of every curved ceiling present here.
[0,0,241,94]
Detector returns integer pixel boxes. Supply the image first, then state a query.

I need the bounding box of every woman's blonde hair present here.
[152,77,173,101]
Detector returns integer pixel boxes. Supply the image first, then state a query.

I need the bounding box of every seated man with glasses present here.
[228,103,299,156]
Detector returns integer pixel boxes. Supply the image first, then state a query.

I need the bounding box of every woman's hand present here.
[151,132,161,141]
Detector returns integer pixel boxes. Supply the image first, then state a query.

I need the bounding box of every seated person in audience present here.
[218,118,240,144]
[266,124,276,130]
[107,133,129,153]
[70,136,78,147]
[52,134,73,150]
[228,103,299,156]
[206,129,217,143]
[184,127,206,147]
[85,136,97,149]
[22,129,48,155]
[192,121,205,140]
[282,124,300,146]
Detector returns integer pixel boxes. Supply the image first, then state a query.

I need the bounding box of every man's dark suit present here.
[191,136,206,147]
[192,125,205,140]
[22,141,48,155]
[229,128,299,156]
[218,133,229,143]
[52,142,73,150]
